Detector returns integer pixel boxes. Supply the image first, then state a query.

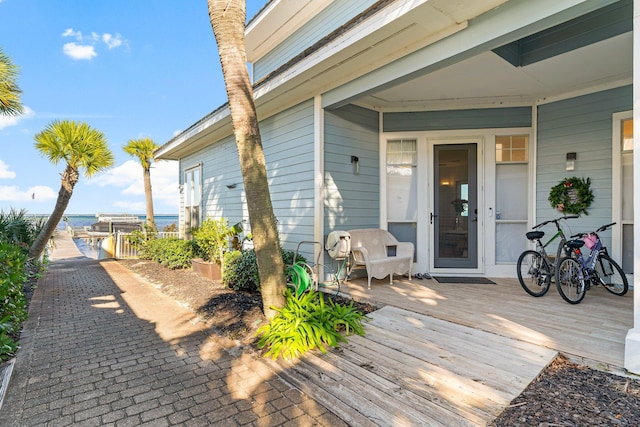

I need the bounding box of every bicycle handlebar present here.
[569,222,616,238]
[532,214,579,229]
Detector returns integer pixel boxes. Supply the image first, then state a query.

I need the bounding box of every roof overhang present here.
[245,0,335,63]
[157,0,625,161]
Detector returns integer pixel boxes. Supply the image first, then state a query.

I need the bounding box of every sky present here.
[0,0,264,215]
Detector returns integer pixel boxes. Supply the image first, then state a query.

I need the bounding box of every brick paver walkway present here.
[1,233,346,426]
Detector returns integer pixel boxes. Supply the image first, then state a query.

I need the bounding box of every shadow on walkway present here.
[1,236,342,426]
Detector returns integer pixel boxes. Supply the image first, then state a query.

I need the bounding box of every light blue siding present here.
[262,99,316,252]
[536,85,632,246]
[324,104,380,236]
[383,107,532,132]
[253,0,378,82]
[179,100,317,254]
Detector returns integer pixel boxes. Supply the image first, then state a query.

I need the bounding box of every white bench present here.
[347,229,413,289]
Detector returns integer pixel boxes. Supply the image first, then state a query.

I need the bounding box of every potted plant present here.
[191,217,242,280]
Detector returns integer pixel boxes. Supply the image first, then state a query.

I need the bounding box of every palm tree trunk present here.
[208,0,285,319]
[29,165,78,259]
[143,167,155,226]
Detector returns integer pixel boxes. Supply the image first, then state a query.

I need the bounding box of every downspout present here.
[314,95,325,281]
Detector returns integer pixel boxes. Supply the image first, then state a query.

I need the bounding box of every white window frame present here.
[612,111,633,262]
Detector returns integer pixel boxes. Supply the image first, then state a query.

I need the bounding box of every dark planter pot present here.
[191,258,222,281]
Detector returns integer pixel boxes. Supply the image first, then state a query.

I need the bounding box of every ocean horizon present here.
[54,213,179,230]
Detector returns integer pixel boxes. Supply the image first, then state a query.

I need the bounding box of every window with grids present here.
[495,135,529,263]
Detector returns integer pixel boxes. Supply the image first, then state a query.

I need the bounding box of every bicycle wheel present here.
[516,250,551,297]
[555,257,586,304]
[593,253,628,296]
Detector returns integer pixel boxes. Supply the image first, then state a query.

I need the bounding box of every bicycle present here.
[516,215,579,297]
[555,222,628,304]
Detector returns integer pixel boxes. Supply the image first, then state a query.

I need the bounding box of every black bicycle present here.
[555,223,628,304]
[516,215,578,297]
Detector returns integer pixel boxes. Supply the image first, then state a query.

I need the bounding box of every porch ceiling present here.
[355,31,632,111]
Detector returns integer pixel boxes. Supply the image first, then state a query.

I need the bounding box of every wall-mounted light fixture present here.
[566,152,576,171]
[226,183,237,189]
[351,155,360,175]
[178,184,184,193]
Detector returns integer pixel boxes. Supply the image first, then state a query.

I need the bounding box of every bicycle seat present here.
[526,231,544,240]
[565,239,585,249]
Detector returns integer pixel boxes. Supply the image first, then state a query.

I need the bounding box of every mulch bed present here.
[115,260,640,425]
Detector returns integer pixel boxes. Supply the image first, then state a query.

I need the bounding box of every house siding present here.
[324,104,380,237]
[178,100,316,255]
[382,107,532,132]
[536,85,632,248]
[253,0,378,82]
[261,99,316,253]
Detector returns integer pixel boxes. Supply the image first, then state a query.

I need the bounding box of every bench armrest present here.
[396,242,414,258]
[351,246,369,265]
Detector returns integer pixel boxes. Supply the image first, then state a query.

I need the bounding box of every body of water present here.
[58,214,179,230]
[59,214,179,259]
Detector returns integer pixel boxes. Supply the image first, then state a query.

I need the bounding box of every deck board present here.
[267,276,631,425]
[270,305,557,426]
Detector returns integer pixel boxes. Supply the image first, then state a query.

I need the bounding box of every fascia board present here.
[252,0,444,101]
[246,0,334,63]
[155,106,231,160]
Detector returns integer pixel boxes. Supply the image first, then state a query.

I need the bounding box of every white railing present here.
[113,231,180,259]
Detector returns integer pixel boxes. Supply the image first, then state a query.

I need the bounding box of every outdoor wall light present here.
[351,155,360,175]
[178,184,184,193]
[566,152,577,171]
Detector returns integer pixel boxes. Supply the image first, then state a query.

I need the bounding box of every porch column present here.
[624,0,640,375]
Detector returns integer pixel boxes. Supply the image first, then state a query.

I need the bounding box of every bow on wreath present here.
[548,176,594,216]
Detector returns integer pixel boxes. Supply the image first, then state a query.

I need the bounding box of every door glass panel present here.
[434,144,477,268]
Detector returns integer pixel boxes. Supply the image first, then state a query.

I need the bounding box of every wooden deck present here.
[340,275,633,368]
[269,276,633,426]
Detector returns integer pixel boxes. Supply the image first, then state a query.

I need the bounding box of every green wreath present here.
[548,177,594,216]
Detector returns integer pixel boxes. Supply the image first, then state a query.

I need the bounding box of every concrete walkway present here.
[1,232,345,426]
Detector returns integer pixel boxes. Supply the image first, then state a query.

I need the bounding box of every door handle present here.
[430,212,438,224]
[472,216,477,222]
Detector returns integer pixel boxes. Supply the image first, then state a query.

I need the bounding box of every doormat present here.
[434,276,496,284]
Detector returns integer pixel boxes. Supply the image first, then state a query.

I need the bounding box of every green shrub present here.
[127,223,159,251]
[140,238,196,269]
[223,249,305,292]
[0,241,28,362]
[256,289,367,360]
[0,208,45,250]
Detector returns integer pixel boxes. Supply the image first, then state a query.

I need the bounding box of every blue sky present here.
[0,0,264,215]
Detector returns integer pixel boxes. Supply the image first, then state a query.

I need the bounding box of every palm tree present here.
[0,47,23,116]
[123,137,159,227]
[28,120,114,259]
[208,0,285,319]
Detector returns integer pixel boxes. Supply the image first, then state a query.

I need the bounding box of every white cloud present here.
[62,28,82,40]
[0,106,35,130]
[0,185,57,202]
[0,160,16,179]
[91,160,178,208]
[113,200,146,212]
[63,42,97,60]
[61,27,128,60]
[102,33,124,49]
